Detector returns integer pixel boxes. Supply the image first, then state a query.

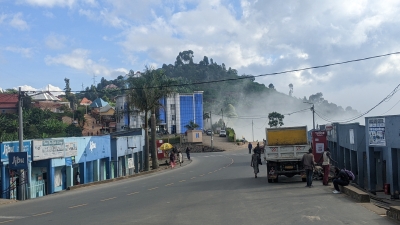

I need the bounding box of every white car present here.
[219,130,227,137]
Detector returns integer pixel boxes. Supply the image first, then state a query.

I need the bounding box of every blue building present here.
[159,91,204,134]
[365,115,400,196]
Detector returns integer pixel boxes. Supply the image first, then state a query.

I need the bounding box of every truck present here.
[263,126,310,183]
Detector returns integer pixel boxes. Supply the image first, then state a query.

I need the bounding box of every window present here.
[170,104,175,110]
[171,115,176,121]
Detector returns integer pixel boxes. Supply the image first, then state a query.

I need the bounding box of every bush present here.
[159,135,181,144]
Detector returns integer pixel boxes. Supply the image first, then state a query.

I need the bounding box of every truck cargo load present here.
[264,126,310,183]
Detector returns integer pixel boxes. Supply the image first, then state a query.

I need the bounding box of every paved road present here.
[0,148,393,225]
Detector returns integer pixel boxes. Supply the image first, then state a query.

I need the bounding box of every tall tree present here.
[268,112,284,128]
[127,67,176,171]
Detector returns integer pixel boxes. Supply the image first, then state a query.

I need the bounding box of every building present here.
[326,122,367,188]
[29,91,69,113]
[365,115,400,196]
[159,91,204,134]
[115,95,144,131]
[0,94,18,114]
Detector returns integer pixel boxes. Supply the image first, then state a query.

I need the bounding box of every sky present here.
[1,0,400,131]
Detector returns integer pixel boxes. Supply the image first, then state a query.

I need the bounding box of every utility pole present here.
[210,111,213,149]
[18,87,25,200]
[304,102,316,130]
[311,103,315,130]
[252,120,254,142]
[221,108,224,129]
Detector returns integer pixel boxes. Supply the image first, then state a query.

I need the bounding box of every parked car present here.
[219,130,226,137]
[206,129,213,136]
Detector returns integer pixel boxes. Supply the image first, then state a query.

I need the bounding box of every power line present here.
[20,51,400,94]
[314,82,400,123]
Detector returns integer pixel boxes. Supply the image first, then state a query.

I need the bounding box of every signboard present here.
[368,118,386,146]
[312,131,327,160]
[65,142,78,157]
[65,157,72,166]
[1,141,31,162]
[33,139,65,161]
[349,129,355,144]
[128,158,135,169]
[8,152,28,170]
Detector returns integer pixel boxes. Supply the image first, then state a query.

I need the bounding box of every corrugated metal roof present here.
[90,98,108,108]
[28,92,60,101]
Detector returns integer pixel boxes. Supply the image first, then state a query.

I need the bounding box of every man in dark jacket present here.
[332,168,349,194]
[302,148,315,188]
[248,142,253,154]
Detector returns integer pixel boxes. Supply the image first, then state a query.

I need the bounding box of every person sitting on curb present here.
[332,168,349,194]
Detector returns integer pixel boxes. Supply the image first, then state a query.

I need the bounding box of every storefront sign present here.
[368,118,385,146]
[128,158,135,169]
[33,139,65,161]
[1,141,31,162]
[8,152,28,170]
[65,142,78,157]
[65,157,73,166]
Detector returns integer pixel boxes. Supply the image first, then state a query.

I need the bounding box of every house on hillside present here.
[0,93,18,114]
[29,91,70,113]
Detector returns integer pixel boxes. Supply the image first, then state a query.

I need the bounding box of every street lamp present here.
[304,101,315,130]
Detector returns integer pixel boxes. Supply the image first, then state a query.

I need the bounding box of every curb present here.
[67,160,192,191]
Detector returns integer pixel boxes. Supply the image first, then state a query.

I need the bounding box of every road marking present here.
[127,192,139,195]
[200,174,204,176]
[179,180,186,182]
[69,203,88,209]
[0,220,13,224]
[165,183,174,186]
[32,211,53,217]
[101,197,117,202]
[214,170,218,172]
[208,172,213,174]
[191,177,196,179]
[148,187,159,191]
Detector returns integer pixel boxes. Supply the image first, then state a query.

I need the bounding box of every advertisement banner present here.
[8,152,28,170]
[368,118,385,146]
[128,158,134,169]
[65,142,78,157]
[33,139,65,161]
[1,141,31,162]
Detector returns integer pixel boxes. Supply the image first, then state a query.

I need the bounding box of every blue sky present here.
[1,0,400,126]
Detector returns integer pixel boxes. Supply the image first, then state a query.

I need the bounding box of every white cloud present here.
[45,33,67,49]
[10,12,29,30]
[45,49,128,77]
[5,46,33,58]
[43,11,55,18]
[19,84,65,96]
[19,0,77,8]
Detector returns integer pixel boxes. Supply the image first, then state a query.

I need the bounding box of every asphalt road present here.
[0,147,394,225]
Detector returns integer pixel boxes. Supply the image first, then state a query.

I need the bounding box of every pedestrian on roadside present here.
[250,149,260,178]
[317,147,337,186]
[302,148,316,188]
[170,151,176,169]
[332,168,350,194]
[178,150,183,166]
[186,147,191,161]
[248,142,253,154]
[75,172,80,185]
[254,143,262,165]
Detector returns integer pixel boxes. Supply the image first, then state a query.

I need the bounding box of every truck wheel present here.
[302,178,307,182]
[268,179,272,183]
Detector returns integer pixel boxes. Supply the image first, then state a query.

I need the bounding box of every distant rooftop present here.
[28,91,60,101]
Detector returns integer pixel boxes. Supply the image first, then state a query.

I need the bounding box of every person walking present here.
[302,148,315,188]
[178,150,183,166]
[75,172,80,185]
[248,142,253,154]
[170,151,176,169]
[250,149,260,178]
[317,147,337,186]
[185,147,191,161]
[332,168,350,194]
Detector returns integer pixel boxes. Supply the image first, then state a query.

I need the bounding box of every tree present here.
[268,83,275,89]
[268,112,284,128]
[127,67,176,171]
[184,120,199,130]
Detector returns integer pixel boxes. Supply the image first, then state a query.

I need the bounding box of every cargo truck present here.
[263,126,310,183]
